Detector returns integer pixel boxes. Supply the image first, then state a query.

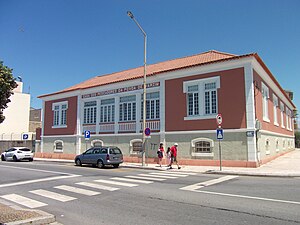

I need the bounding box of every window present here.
[100,98,115,123]
[276,139,279,152]
[184,77,220,120]
[54,140,63,152]
[119,95,136,122]
[141,92,160,120]
[262,83,269,122]
[91,139,103,147]
[52,102,68,127]
[130,139,142,154]
[265,139,270,155]
[280,102,285,128]
[191,138,214,157]
[273,95,278,126]
[204,82,217,115]
[83,101,97,124]
[286,108,292,131]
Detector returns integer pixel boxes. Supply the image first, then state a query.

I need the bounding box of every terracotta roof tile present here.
[40,50,242,98]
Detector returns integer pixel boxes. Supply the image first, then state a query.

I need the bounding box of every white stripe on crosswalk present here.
[94,179,139,187]
[150,172,188,177]
[76,182,119,191]
[54,185,100,196]
[157,171,197,175]
[138,174,178,179]
[30,189,76,202]
[111,177,153,184]
[180,175,239,191]
[1,194,47,208]
[125,175,166,181]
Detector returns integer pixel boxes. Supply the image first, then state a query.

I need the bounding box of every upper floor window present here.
[280,102,285,128]
[52,101,68,128]
[84,101,97,124]
[119,95,136,122]
[262,82,269,122]
[183,76,220,120]
[100,98,115,123]
[141,92,160,120]
[273,94,278,126]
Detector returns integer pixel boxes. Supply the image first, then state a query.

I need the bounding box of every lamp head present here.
[127,11,134,19]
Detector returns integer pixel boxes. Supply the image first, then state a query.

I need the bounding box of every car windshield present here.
[19,148,31,152]
[110,148,122,154]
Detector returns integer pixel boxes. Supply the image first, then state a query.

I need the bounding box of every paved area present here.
[1,148,299,225]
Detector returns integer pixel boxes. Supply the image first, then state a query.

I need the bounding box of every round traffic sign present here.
[216,114,222,125]
[144,128,151,136]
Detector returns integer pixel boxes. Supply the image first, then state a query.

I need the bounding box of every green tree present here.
[295,131,300,148]
[0,61,18,123]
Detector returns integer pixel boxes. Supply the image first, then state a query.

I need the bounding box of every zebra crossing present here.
[0,170,197,209]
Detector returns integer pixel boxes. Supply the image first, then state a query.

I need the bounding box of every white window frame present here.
[119,95,136,122]
[54,140,63,153]
[183,76,220,120]
[129,139,142,155]
[275,139,279,152]
[191,138,214,157]
[100,98,115,123]
[91,139,104,147]
[83,101,97,124]
[262,82,270,122]
[141,92,160,120]
[52,101,68,128]
[265,139,270,155]
[273,94,278,126]
[280,102,285,128]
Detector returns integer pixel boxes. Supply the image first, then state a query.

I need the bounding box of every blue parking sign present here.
[216,129,224,140]
[84,130,91,139]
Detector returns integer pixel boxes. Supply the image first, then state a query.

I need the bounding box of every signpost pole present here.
[219,139,222,171]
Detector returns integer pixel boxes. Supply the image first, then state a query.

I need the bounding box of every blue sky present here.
[0,0,299,123]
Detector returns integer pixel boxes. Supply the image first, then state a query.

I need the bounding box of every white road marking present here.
[94,179,138,187]
[0,174,81,188]
[192,189,300,206]
[180,175,238,191]
[1,194,47,208]
[150,172,188,177]
[30,189,76,202]
[138,174,178,179]
[125,175,166,181]
[158,171,197,175]
[111,177,153,184]
[76,182,119,191]
[54,185,100,196]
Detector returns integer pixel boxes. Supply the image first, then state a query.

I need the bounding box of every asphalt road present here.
[0,161,300,225]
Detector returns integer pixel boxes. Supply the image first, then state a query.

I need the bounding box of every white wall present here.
[0,81,30,137]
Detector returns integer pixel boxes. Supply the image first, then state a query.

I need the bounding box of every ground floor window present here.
[130,139,142,154]
[191,138,214,157]
[54,140,63,152]
[91,139,103,147]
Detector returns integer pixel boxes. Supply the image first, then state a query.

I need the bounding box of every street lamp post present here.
[127,11,147,166]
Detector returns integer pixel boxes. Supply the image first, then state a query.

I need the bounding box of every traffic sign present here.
[22,134,29,140]
[84,130,91,139]
[144,128,151,136]
[216,114,223,126]
[216,128,224,140]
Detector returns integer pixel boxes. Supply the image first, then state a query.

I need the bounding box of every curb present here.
[205,170,300,177]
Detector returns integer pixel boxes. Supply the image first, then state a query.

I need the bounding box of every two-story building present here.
[37,50,296,167]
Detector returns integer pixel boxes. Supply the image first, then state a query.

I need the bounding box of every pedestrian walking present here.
[157,143,164,167]
[166,147,172,167]
[169,143,181,169]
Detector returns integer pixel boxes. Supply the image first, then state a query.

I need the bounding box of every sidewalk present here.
[1,149,299,225]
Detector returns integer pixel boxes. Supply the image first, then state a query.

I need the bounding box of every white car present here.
[1,147,34,162]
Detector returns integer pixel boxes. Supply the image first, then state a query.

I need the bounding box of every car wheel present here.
[1,155,5,161]
[75,159,82,166]
[13,155,18,162]
[97,160,104,168]
[29,158,33,162]
[113,164,119,168]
